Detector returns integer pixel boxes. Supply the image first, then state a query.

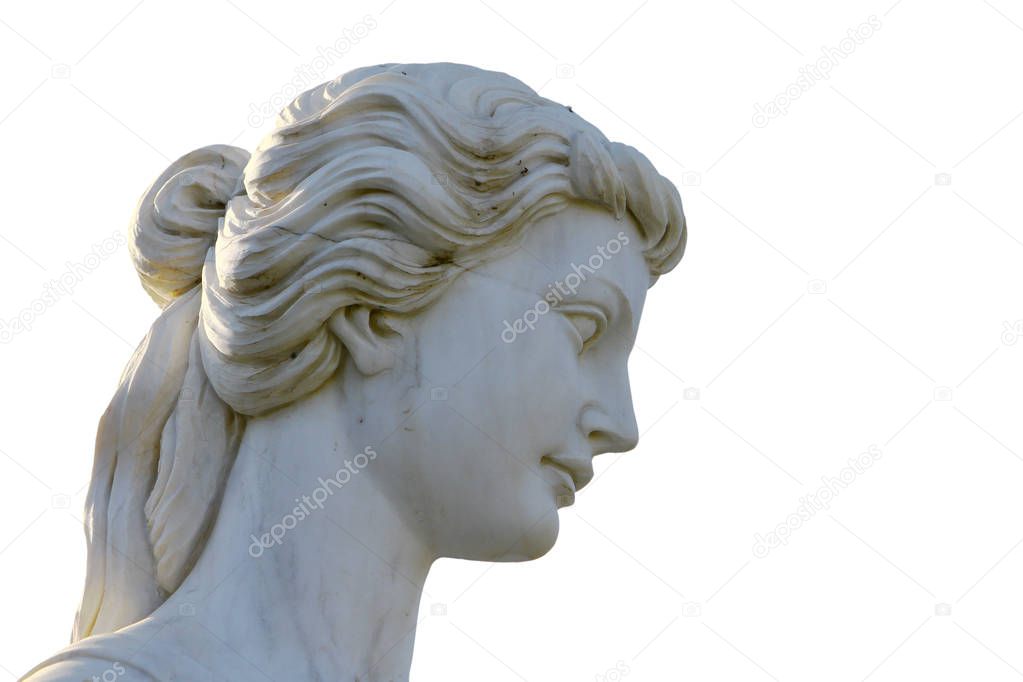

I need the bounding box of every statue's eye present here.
[559,303,608,353]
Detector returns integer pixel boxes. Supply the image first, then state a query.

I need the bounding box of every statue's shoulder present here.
[21,628,163,682]
[21,654,152,681]
[21,620,224,682]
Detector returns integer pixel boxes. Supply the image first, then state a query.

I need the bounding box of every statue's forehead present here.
[448,205,648,326]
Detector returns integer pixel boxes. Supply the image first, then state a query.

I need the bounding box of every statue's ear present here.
[327,305,404,376]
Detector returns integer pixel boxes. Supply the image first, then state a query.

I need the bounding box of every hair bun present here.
[130,145,249,308]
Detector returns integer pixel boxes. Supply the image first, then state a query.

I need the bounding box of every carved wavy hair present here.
[75,63,687,640]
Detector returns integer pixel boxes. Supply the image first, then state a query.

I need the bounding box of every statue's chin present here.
[478,510,561,563]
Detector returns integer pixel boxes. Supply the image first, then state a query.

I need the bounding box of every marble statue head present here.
[30,63,686,680]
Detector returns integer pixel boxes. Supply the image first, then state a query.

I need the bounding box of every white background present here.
[1,0,1021,680]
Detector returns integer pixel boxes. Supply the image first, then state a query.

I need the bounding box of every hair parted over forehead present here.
[78,63,687,638]
[201,63,684,415]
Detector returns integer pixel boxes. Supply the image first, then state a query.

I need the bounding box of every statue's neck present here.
[159,381,433,682]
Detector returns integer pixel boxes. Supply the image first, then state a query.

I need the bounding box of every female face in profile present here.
[24,63,686,682]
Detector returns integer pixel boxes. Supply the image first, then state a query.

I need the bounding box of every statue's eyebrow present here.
[454,265,542,298]
[454,262,636,335]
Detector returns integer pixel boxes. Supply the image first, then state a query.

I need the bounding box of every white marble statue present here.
[23,62,686,681]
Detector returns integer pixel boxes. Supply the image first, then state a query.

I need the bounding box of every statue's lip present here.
[541,453,593,494]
